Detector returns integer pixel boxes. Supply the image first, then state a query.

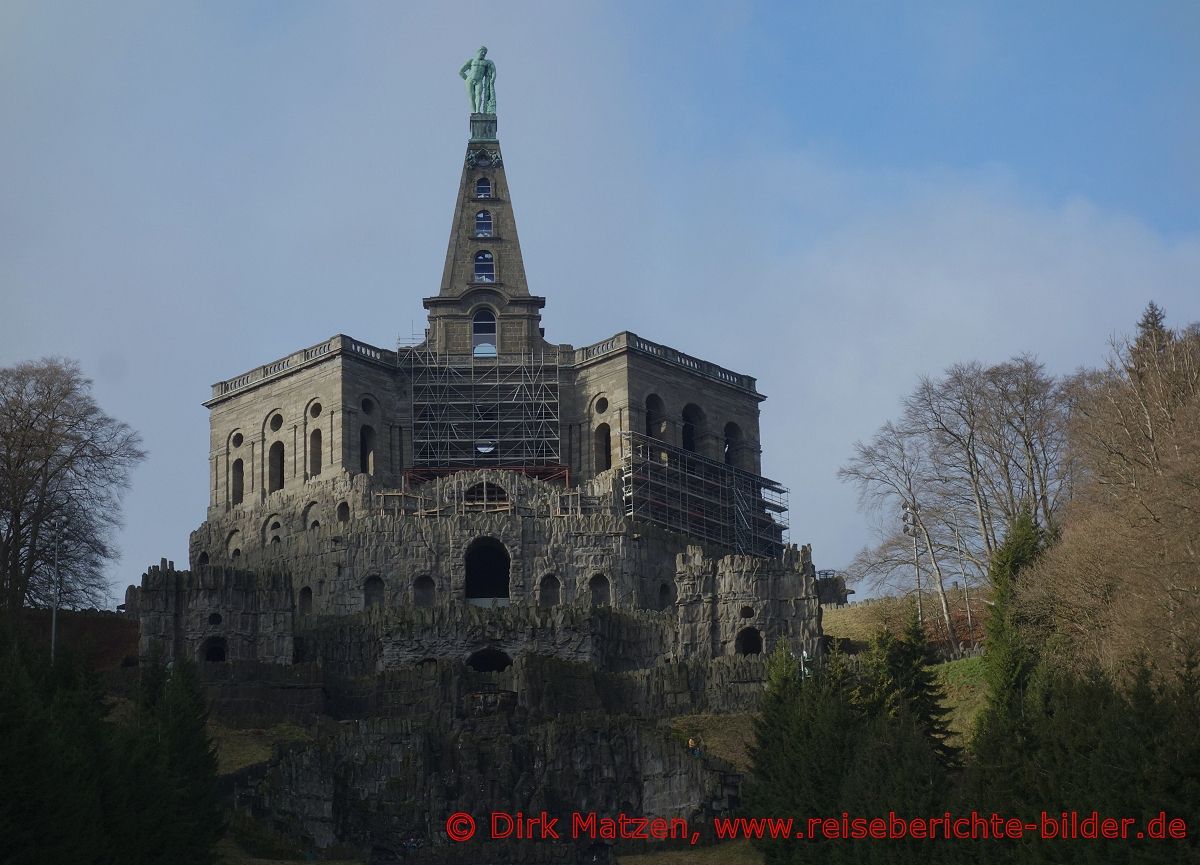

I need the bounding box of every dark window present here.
[208,612,222,626]
[363,576,384,610]
[472,309,497,357]
[197,551,209,567]
[475,210,493,237]
[268,442,284,492]
[413,575,435,608]
[337,501,350,522]
[645,394,666,440]
[360,425,376,475]
[464,482,508,510]
[594,423,611,472]
[473,250,495,282]
[735,627,763,655]
[682,403,705,453]
[539,574,560,609]
[589,573,610,608]
[724,422,743,467]
[231,459,244,505]
[269,413,282,432]
[465,537,510,605]
[467,648,512,672]
[309,428,322,477]
[740,605,755,619]
[657,582,673,611]
[475,177,492,198]
[201,637,227,663]
[299,586,312,616]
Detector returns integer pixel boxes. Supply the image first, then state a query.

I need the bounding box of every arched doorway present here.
[466,647,513,672]
[200,636,227,663]
[465,537,510,607]
[735,627,763,656]
[589,573,610,608]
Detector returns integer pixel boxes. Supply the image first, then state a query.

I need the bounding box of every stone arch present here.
[413,575,435,608]
[589,573,610,608]
[231,458,244,505]
[268,441,285,492]
[463,481,508,511]
[197,551,209,567]
[466,647,512,672]
[465,537,510,605]
[645,394,666,440]
[724,421,744,467]
[298,586,313,616]
[302,501,323,531]
[337,501,350,522]
[359,424,377,475]
[309,428,322,477]
[681,403,706,453]
[199,636,227,663]
[262,408,285,436]
[593,423,612,472]
[225,530,241,556]
[363,576,384,610]
[262,514,283,545]
[539,574,561,609]
[735,627,763,656]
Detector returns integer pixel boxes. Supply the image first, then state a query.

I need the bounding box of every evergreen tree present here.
[1134,300,1169,355]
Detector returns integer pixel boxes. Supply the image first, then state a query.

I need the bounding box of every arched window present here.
[299,586,312,616]
[200,637,227,663]
[645,394,666,440]
[539,574,561,609]
[464,481,508,510]
[309,428,322,477]
[475,177,492,198]
[589,573,610,608]
[197,551,209,567]
[359,425,376,475]
[231,459,244,505]
[475,210,493,237]
[268,442,285,492]
[467,648,512,672]
[337,501,350,523]
[724,421,743,467]
[474,250,495,282]
[735,627,763,656]
[472,309,497,357]
[363,576,384,610]
[681,404,705,453]
[465,537,510,607]
[593,424,611,472]
[413,575,435,608]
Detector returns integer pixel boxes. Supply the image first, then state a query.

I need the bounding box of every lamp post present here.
[50,518,66,663]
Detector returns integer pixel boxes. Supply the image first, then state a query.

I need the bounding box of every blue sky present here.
[2,1,1198,604]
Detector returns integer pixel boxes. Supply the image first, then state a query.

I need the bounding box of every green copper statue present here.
[460,46,497,114]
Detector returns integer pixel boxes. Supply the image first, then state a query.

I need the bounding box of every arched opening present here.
[475,177,492,199]
[463,481,508,511]
[645,394,666,440]
[466,648,512,673]
[464,537,510,606]
[539,574,560,609]
[735,627,763,656]
[363,576,384,610]
[475,210,493,237]
[299,586,313,616]
[413,575,435,608]
[268,442,285,492]
[309,428,322,476]
[263,516,282,545]
[226,530,241,555]
[724,422,743,467]
[681,404,705,453]
[472,309,498,357]
[197,551,209,567]
[359,425,376,475]
[740,605,755,619]
[337,501,350,522]
[657,582,673,611]
[473,250,495,282]
[200,637,227,663]
[589,573,610,608]
[593,423,611,472]
[231,459,244,505]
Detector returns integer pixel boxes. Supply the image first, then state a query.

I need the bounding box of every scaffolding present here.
[619,431,788,557]
[408,349,561,469]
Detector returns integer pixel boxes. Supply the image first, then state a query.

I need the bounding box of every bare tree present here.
[838,422,960,652]
[0,358,146,624]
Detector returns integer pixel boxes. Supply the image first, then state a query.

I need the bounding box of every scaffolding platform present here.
[407,349,561,468]
[619,431,787,557]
